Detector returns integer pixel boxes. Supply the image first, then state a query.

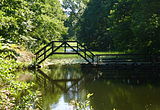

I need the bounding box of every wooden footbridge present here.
[34,41,160,68]
[35,41,95,65]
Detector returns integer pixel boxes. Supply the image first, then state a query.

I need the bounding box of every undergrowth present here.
[0,43,41,110]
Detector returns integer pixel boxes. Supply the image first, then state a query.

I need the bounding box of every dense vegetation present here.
[1,0,159,53]
[0,0,66,109]
[0,0,159,109]
[0,43,41,109]
[64,0,160,54]
[0,0,67,51]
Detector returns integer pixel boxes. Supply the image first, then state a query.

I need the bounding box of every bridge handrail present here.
[35,41,53,55]
[77,47,93,59]
[65,42,90,63]
[77,41,95,57]
[36,46,53,59]
[35,40,95,64]
[95,54,160,56]
[36,42,65,64]
[95,54,160,63]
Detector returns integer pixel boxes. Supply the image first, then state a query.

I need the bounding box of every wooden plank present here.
[77,41,95,56]
[53,52,78,54]
[37,42,65,64]
[35,41,95,65]
[36,46,52,59]
[95,54,160,57]
[66,42,91,63]
[35,41,53,55]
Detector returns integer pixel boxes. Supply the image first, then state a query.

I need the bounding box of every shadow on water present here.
[33,64,86,110]
[36,69,83,93]
[33,64,160,110]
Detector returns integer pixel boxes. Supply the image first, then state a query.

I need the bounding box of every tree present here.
[0,0,67,50]
[110,0,160,53]
[77,0,116,51]
[75,0,160,53]
[62,0,89,40]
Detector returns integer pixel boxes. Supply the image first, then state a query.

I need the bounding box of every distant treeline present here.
[63,0,160,54]
[1,0,160,54]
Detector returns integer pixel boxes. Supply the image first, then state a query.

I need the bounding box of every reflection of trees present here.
[34,64,85,109]
[84,69,160,110]
[97,70,160,85]
[33,64,160,110]
[49,64,83,79]
[36,65,84,93]
[35,69,62,110]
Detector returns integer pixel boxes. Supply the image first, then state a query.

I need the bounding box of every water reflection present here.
[33,64,160,110]
[36,69,83,93]
[87,81,160,110]
[34,64,86,110]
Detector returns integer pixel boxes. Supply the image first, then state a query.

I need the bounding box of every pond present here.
[18,64,160,110]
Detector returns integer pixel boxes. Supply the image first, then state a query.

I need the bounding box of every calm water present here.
[20,64,160,110]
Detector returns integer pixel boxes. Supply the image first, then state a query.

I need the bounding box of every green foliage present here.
[77,0,115,51]
[0,0,67,51]
[67,0,160,53]
[62,0,90,40]
[71,93,93,110]
[0,42,41,109]
[109,0,160,54]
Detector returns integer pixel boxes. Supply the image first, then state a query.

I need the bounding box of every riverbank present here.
[0,43,123,109]
[41,58,82,66]
[0,44,42,109]
[41,51,123,66]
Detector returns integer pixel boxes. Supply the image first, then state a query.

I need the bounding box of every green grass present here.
[92,51,125,55]
[49,54,80,59]
[40,41,125,59]
[49,51,124,59]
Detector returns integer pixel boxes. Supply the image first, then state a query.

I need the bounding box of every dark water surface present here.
[23,64,160,110]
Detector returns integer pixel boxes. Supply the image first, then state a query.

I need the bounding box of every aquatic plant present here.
[70,93,94,110]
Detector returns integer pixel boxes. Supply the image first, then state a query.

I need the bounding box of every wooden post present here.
[36,54,38,62]
[52,41,54,53]
[97,56,99,64]
[44,47,46,59]
[85,47,86,58]
[92,55,94,63]
[77,42,79,52]
[64,42,66,53]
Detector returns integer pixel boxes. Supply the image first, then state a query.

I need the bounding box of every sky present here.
[59,0,63,4]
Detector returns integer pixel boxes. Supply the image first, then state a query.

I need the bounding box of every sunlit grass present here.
[50,54,80,59]
[42,41,125,59]
[49,51,124,59]
[92,51,125,55]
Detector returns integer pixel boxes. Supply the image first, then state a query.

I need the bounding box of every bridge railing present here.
[35,41,95,64]
[35,41,65,64]
[76,41,95,63]
[95,54,160,64]
[35,42,52,61]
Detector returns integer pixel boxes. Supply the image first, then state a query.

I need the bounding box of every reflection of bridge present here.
[36,69,84,93]
[35,69,160,95]
[34,67,160,110]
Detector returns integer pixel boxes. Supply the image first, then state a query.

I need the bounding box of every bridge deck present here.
[35,41,95,65]
[34,41,160,68]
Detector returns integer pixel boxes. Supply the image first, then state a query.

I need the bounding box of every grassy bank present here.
[0,43,41,109]
[39,41,124,60]
[49,51,124,59]
[38,51,124,66]
[92,51,124,55]
[0,59,41,109]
